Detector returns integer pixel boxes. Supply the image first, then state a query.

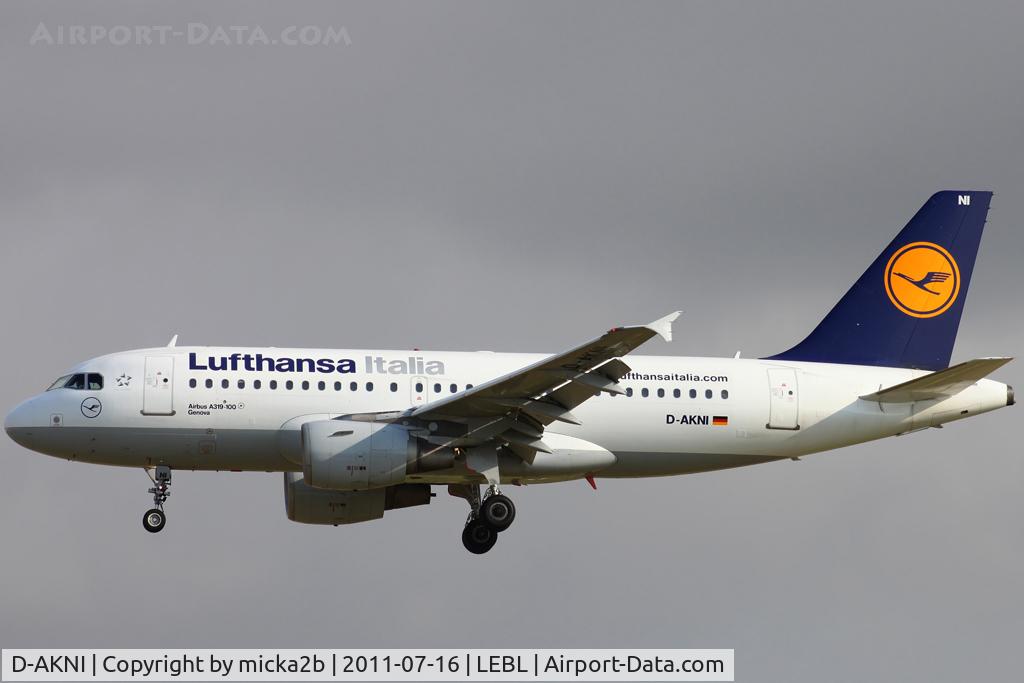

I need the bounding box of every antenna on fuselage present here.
[167,334,178,348]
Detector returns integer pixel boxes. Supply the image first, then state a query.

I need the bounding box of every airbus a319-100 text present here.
[5,191,1013,553]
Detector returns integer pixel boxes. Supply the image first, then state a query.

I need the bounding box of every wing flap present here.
[412,312,680,421]
[861,357,1012,403]
[409,312,679,462]
[494,398,581,425]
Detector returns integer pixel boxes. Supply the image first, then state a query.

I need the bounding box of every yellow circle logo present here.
[884,242,960,318]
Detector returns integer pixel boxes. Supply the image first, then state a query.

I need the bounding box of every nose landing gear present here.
[143,508,166,533]
[142,465,171,533]
[450,483,517,554]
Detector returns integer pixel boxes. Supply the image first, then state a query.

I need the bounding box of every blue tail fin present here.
[767,191,992,370]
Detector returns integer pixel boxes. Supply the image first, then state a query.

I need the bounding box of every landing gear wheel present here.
[462,519,498,554]
[481,493,516,532]
[143,508,166,533]
[142,466,172,533]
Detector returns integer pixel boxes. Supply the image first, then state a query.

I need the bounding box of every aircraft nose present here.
[5,404,22,433]
[5,400,39,447]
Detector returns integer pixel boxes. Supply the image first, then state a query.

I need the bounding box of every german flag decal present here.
[712,416,728,426]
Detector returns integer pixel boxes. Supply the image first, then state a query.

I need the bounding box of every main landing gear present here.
[142,465,171,533]
[452,484,516,554]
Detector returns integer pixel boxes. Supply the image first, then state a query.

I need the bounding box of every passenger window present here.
[434,383,441,393]
[705,389,712,399]
[626,387,634,397]
[334,381,341,391]
[237,379,245,389]
[657,388,665,398]
[219,379,227,389]
[641,388,649,398]
[722,389,729,399]
[254,380,262,390]
[87,374,103,390]
[64,374,86,390]
[467,384,473,389]
[350,381,357,391]
[689,389,697,399]
[270,380,278,390]
[673,388,680,398]
[318,381,325,391]
[301,381,309,390]
[450,383,457,393]
[366,382,374,391]
[189,378,197,388]
[205,379,213,389]
[390,382,398,392]
[286,380,294,390]
[415,382,424,392]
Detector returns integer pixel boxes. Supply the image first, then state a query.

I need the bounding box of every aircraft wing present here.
[407,311,680,462]
[860,357,1013,403]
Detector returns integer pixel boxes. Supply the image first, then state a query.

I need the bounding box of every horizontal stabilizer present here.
[860,357,1012,403]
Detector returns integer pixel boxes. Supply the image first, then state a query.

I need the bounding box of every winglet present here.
[646,311,681,342]
[167,334,178,348]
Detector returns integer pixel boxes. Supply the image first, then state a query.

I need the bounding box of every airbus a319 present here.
[5,191,1012,553]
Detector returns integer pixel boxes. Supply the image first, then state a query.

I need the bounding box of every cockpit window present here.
[47,375,72,391]
[46,373,99,390]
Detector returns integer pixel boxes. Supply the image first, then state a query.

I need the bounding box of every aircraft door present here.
[410,376,428,407]
[142,356,175,416]
[767,368,799,430]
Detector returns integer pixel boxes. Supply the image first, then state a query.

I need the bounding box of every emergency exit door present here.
[142,356,175,416]
[767,368,799,430]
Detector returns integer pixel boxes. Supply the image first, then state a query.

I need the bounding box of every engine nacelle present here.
[302,419,415,491]
[283,472,431,525]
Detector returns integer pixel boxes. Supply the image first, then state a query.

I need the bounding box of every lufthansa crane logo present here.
[884,241,960,318]
[81,397,102,418]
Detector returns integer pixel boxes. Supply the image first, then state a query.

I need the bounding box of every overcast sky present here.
[2,2,1022,681]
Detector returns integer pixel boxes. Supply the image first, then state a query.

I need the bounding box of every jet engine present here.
[300,419,452,491]
[283,472,431,525]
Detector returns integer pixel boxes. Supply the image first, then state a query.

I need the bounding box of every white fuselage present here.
[4,346,1011,484]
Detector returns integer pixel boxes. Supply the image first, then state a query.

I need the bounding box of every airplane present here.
[4,191,1014,554]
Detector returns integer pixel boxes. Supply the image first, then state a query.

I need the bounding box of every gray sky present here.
[2,1,1022,680]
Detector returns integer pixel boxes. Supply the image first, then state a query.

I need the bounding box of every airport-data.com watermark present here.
[29,23,352,47]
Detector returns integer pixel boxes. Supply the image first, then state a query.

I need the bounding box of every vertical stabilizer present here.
[768,191,991,370]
